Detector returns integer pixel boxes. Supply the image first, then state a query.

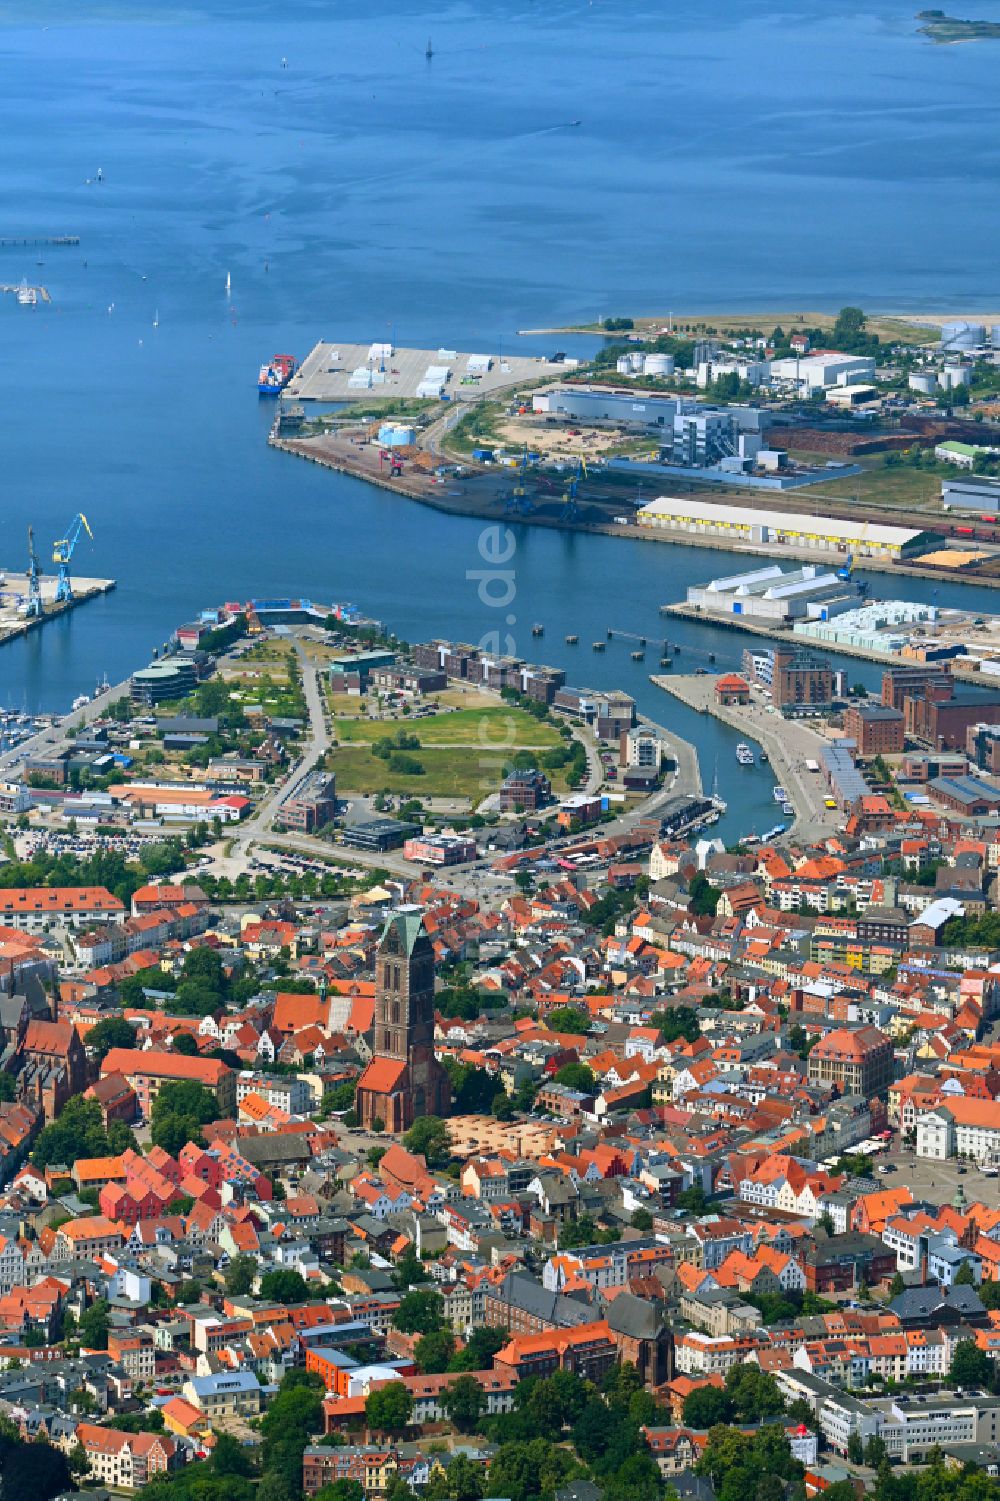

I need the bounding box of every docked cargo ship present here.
[258,352,297,395]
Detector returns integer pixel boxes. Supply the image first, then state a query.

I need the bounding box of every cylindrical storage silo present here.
[940,321,985,352]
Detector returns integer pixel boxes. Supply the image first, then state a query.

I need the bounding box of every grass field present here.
[333,705,562,748]
[327,743,569,801]
[795,455,949,513]
[554,310,940,346]
[436,688,493,709]
[327,690,367,716]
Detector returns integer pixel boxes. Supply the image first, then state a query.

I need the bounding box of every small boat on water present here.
[760,750,769,764]
[426,35,433,58]
[659,657,672,668]
[736,743,754,766]
[592,641,605,652]
[782,802,795,817]
[631,650,644,661]
[532,623,544,636]
[773,785,788,803]
[565,634,578,644]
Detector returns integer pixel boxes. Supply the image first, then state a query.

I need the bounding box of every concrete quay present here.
[662,602,988,687]
[650,673,844,841]
[285,341,566,403]
[636,710,702,797]
[0,574,115,648]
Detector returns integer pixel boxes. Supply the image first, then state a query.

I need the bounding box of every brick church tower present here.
[355,910,450,1133]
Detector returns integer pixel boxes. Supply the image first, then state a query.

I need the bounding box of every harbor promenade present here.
[650,673,843,841]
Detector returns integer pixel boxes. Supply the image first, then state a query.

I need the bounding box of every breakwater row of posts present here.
[0,235,78,247]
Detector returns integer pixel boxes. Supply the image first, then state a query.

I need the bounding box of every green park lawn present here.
[333,705,562,748]
[328,742,572,802]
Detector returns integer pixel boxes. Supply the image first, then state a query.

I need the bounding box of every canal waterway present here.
[3,0,1000,839]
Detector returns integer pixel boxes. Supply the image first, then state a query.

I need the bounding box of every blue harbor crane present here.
[52,513,94,603]
[25,526,43,619]
[560,457,586,522]
[836,520,870,595]
[505,445,536,515]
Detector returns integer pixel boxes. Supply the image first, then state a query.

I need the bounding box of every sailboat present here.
[152,308,159,329]
[425,35,433,58]
[710,756,727,818]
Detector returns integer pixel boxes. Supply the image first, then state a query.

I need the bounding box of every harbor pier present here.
[0,574,116,648]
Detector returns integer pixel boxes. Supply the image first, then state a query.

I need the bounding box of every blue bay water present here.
[1,0,998,837]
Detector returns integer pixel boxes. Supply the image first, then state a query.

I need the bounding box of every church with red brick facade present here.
[355,909,450,1133]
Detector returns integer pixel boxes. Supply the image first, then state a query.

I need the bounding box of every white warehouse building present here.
[686,563,859,622]
[769,354,876,390]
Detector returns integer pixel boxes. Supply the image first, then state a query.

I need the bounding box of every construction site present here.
[0,514,115,646]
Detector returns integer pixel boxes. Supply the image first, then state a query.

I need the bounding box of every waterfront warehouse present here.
[636,497,935,561]
[686,563,860,622]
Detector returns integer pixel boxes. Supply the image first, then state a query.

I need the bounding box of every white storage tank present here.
[908,371,937,395]
[378,423,415,447]
[940,321,985,352]
[616,356,633,375]
[644,352,675,377]
[939,364,972,390]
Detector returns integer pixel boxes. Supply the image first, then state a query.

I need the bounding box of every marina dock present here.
[1,283,51,304]
[650,672,842,840]
[0,574,115,648]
